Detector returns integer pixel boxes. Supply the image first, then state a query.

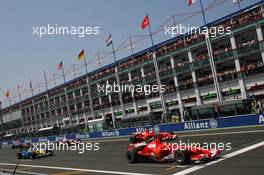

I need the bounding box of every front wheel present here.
[127,150,138,163]
[174,150,191,165]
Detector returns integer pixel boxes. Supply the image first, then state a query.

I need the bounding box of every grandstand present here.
[0,1,264,138]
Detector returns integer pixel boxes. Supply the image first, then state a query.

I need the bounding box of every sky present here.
[0,0,260,107]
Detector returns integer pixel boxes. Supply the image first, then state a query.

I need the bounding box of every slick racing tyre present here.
[30,153,37,159]
[127,150,138,163]
[17,153,22,159]
[174,150,191,165]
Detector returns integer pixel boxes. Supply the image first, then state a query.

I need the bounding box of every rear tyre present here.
[168,131,174,135]
[17,153,22,159]
[127,150,138,163]
[30,153,36,159]
[174,150,191,165]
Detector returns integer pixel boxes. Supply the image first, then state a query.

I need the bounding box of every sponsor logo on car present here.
[135,142,147,148]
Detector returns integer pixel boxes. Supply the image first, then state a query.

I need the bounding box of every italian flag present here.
[105,34,112,47]
[188,0,197,6]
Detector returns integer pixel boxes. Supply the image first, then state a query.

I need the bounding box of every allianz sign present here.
[184,119,218,130]
[259,115,264,124]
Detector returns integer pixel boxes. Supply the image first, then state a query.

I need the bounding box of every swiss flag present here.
[188,0,197,6]
[141,15,149,30]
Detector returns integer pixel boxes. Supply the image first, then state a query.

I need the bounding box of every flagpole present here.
[13,94,16,104]
[44,70,53,127]
[82,50,95,121]
[53,74,57,86]
[29,78,37,132]
[18,91,22,102]
[172,15,176,27]
[238,1,241,10]
[61,62,66,83]
[0,101,4,135]
[109,35,126,126]
[129,36,134,54]
[60,62,71,126]
[8,96,11,106]
[44,70,48,90]
[145,14,167,123]
[111,40,117,62]
[199,0,207,25]
[18,87,22,102]
[147,14,154,47]
[95,52,103,120]
[82,51,91,128]
[97,52,102,67]
[128,36,138,116]
[73,64,77,78]
[29,78,34,97]
[83,49,88,74]
[198,0,222,102]
[37,81,41,93]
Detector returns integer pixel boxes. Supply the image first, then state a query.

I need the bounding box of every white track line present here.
[172,141,264,175]
[0,163,154,175]
[0,168,47,175]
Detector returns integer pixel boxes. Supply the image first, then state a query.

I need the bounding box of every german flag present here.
[77,49,85,61]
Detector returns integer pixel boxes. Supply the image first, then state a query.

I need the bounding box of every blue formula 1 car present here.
[17,147,54,159]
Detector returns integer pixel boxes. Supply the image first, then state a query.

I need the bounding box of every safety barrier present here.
[1,113,264,145]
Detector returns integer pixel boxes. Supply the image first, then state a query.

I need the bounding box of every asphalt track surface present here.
[0,126,264,175]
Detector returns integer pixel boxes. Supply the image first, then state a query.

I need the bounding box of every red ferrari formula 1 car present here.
[127,137,220,165]
[12,141,31,149]
[130,129,178,143]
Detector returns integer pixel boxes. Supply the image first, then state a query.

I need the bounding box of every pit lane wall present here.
[1,113,264,145]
